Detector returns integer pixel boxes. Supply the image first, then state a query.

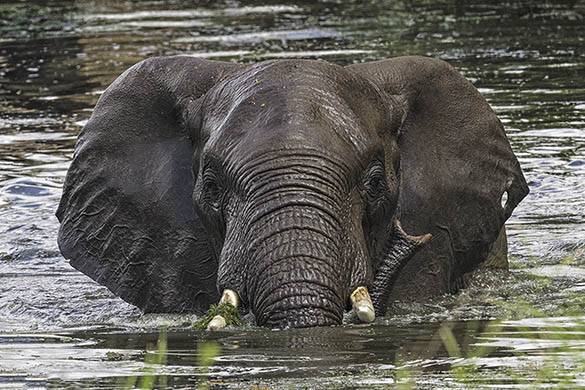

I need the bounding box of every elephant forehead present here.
[201,60,384,163]
[203,124,368,183]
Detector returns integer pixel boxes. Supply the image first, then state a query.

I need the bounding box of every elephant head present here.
[56,56,528,329]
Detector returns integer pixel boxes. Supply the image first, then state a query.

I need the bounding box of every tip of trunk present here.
[261,306,342,329]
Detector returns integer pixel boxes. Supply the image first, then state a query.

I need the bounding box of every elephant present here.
[56,55,528,329]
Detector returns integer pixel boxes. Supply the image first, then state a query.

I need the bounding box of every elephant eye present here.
[202,170,224,211]
[363,163,387,198]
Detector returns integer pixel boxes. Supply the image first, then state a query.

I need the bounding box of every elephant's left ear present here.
[348,57,529,278]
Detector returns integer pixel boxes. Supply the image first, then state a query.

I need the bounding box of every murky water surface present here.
[1,1,584,388]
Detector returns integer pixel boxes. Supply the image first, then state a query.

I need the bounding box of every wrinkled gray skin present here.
[56,56,528,328]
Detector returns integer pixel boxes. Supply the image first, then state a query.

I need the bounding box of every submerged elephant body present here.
[56,56,528,328]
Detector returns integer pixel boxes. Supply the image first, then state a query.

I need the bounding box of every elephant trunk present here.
[245,202,346,329]
[256,280,344,328]
[370,220,432,316]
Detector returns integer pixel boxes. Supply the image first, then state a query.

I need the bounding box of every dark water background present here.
[1,0,584,388]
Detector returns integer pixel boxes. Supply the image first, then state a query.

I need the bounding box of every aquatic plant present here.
[123,327,168,389]
[196,341,222,390]
[119,328,223,389]
[392,317,585,388]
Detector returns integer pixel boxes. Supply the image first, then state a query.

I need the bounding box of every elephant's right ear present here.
[56,56,244,313]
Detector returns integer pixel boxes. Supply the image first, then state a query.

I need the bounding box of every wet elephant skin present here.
[56,56,528,328]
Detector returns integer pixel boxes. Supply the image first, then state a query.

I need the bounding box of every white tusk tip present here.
[355,301,375,323]
[220,289,240,308]
[350,286,376,323]
[206,315,227,331]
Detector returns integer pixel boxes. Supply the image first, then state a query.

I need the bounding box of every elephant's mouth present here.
[205,219,431,330]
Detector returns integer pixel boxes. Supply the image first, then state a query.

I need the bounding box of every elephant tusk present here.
[350,286,376,323]
[219,289,240,307]
[206,289,240,331]
[207,315,227,331]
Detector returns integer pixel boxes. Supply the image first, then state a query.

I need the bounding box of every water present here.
[1,0,584,388]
